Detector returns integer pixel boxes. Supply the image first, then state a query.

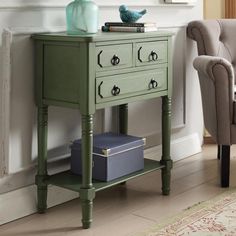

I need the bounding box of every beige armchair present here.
[187,19,236,187]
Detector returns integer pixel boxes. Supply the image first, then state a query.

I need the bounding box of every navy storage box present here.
[70,132,145,181]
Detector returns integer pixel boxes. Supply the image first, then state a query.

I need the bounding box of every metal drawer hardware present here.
[111,55,120,66]
[98,50,103,68]
[98,81,104,98]
[111,85,121,96]
[138,46,143,62]
[149,79,158,89]
[149,51,158,61]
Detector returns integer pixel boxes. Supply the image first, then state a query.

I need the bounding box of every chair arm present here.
[193,55,235,88]
[193,55,235,145]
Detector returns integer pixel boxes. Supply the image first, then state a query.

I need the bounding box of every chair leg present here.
[221,145,230,188]
[217,145,221,160]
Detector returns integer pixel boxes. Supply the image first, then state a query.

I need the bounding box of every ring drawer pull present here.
[149,79,158,89]
[111,85,121,96]
[149,51,158,61]
[111,55,120,66]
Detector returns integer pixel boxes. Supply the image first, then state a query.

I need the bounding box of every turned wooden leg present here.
[36,105,48,213]
[119,104,128,186]
[221,145,230,188]
[80,114,95,229]
[161,96,173,195]
[119,104,128,134]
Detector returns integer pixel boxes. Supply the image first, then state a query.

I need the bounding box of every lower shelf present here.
[46,159,164,192]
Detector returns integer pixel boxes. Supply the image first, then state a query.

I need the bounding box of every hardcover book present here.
[104,22,157,27]
[102,25,158,33]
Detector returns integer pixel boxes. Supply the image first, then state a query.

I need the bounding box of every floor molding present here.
[145,132,202,162]
[0,185,78,225]
[0,133,201,225]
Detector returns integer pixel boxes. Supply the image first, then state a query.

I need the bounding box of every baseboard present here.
[0,185,78,225]
[0,133,201,225]
[145,132,202,162]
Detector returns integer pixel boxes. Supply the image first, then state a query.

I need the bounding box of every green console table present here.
[32,31,173,229]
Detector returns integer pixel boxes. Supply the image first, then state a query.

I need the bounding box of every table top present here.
[32,30,174,42]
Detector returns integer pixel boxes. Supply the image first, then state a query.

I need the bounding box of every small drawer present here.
[96,68,167,103]
[96,44,133,71]
[136,41,168,66]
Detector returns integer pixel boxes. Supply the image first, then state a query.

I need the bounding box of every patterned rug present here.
[136,190,236,236]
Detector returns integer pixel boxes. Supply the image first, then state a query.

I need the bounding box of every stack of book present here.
[101,22,158,33]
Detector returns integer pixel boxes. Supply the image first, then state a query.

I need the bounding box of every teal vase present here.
[66,0,98,34]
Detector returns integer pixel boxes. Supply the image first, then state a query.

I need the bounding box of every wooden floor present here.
[1,144,236,236]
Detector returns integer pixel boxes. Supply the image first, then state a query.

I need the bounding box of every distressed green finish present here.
[80,114,95,228]
[167,37,173,98]
[34,38,49,214]
[32,31,173,43]
[96,44,133,71]
[96,69,167,103]
[32,31,173,229]
[46,159,164,192]
[160,35,173,195]
[119,103,128,186]
[36,105,48,213]
[161,97,172,195]
[43,43,80,104]
[79,42,96,115]
[96,90,168,110]
[136,41,168,66]
[119,104,128,134]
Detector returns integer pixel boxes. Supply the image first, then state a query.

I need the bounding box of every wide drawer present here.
[96,68,167,103]
[96,44,133,71]
[136,41,168,66]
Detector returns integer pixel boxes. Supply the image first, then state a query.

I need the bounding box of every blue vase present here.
[66,0,98,34]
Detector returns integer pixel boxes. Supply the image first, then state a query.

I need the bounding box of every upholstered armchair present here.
[187,19,236,187]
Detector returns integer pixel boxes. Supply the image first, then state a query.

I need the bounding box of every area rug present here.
[136,190,236,236]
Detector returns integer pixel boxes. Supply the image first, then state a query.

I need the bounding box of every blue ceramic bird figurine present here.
[119,5,147,23]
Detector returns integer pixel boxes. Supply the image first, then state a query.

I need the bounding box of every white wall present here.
[0,0,203,224]
[204,0,225,19]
